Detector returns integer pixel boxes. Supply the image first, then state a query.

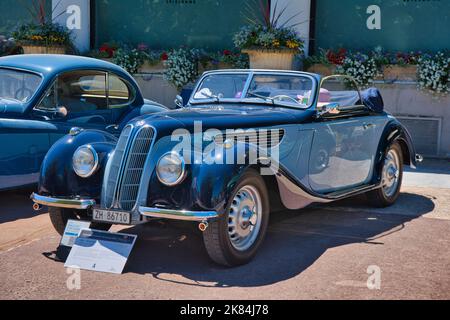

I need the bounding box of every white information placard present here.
[60,219,91,247]
[64,229,137,274]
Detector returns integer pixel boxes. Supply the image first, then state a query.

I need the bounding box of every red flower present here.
[326,48,347,65]
[161,52,169,61]
[99,44,115,58]
[223,50,232,56]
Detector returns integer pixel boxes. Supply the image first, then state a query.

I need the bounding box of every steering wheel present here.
[272,95,299,104]
[15,87,33,102]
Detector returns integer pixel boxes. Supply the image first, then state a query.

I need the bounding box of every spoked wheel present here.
[367,142,403,207]
[49,207,111,236]
[203,169,269,267]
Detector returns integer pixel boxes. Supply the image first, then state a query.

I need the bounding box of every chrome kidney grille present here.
[102,125,154,211]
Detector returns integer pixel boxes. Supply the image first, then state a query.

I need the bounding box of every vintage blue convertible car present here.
[0,54,166,190]
[32,70,420,266]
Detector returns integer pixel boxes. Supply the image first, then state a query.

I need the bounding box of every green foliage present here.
[12,22,72,46]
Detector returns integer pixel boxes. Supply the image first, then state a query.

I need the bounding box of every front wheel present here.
[367,142,403,207]
[203,169,270,267]
[49,207,112,236]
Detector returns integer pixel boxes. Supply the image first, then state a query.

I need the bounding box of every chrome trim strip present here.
[139,206,218,222]
[31,193,95,209]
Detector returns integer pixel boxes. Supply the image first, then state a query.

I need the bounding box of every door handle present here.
[363,123,375,130]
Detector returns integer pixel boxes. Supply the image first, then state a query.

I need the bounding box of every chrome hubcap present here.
[382,149,400,197]
[228,185,262,251]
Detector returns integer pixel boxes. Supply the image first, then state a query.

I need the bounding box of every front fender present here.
[146,143,267,215]
[38,130,117,200]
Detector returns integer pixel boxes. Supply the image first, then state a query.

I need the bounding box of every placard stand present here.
[42,220,91,263]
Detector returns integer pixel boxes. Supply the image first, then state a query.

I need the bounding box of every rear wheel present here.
[49,207,111,236]
[203,169,269,267]
[367,142,403,207]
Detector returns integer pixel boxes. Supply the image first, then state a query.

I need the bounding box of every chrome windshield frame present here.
[189,69,319,110]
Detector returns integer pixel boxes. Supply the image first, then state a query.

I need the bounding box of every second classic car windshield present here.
[192,72,315,108]
[0,68,42,104]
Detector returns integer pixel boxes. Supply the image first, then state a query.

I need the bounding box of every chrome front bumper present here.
[139,206,219,222]
[31,193,218,222]
[31,193,96,210]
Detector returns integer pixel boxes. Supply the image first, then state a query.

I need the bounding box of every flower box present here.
[243,48,297,70]
[21,44,66,54]
[139,61,166,73]
[381,65,418,81]
[199,62,234,74]
[306,63,337,76]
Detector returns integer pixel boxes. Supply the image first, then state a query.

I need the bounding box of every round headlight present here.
[73,145,99,178]
[156,152,185,186]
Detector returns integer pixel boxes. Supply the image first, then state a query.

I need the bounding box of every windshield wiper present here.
[201,92,223,103]
[246,91,275,105]
[246,91,308,110]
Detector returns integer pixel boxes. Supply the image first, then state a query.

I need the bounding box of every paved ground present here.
[0,160,449,300]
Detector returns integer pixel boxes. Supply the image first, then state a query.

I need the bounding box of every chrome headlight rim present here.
[156,151,186,187]
[72,145,99,178]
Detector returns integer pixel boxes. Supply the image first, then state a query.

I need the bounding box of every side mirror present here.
[174,95,184,108]
[55,106,68,118]
[317,103,340,117]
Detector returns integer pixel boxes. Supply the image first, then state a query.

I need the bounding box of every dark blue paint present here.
[0,54,167,190]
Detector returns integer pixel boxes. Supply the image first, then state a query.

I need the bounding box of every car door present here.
[33,70,112,144]
[308,76,381,194]
[0,68,51,190]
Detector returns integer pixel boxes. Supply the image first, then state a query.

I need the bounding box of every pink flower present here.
[137,43,149,51]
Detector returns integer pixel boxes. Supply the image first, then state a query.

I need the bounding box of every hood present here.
[130,104,315,135]
[0,98,26,115]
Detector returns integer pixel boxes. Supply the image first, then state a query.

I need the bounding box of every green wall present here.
[0,0,51,36]
[315,0,450,52]
[95,0,259,50]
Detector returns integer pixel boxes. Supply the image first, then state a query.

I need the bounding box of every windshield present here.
[192,72,315,109]
[194,74,248,100]
[0,68,42,104]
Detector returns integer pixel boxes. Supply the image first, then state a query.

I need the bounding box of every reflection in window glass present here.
[57,71,107,113]
[108,74,132,108]
[194,74,248,100]
[0,68,41,105]
[246,75,314,107]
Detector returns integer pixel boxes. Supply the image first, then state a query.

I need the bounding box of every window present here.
[194,74,248,100]
[57,70,107,113]
[319,76,362,108]
[0,68,42,106]
[246,75,314,107]
[108,74,134,108]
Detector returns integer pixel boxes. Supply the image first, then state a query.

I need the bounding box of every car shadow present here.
[119,191,435,288]
[0,189,41,224]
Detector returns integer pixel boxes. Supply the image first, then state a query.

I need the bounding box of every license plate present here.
[93,208,131,225]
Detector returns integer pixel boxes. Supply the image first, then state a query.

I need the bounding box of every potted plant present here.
[304,48,346,75]
[233,0,304,70]
[13,0,72,54]
[373,48,419,81]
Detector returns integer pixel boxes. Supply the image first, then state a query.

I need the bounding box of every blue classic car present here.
[32,70,420,267]
[0,54,166,190]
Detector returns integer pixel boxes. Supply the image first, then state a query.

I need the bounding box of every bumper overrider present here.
[30,193,218,223]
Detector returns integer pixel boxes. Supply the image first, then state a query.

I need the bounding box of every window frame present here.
[34,69,137,114]
[107,72,136,109]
